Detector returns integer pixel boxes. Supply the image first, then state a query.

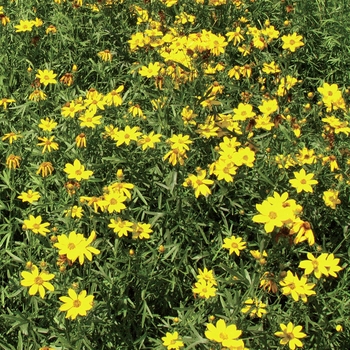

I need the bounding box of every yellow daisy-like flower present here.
[222,235,246,256]
[275,322,307,349]
[36,69,57,86]
[18,189,41,204]
[289,168,318,193]
[64,159,93,181]
[59,289,94,320]
[23,215,50,236]
[281,33,304,52]
[20,265,55,299]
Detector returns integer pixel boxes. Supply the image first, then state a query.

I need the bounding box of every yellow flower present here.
[20,265,54,298]
[59,289,94,320]
[183,169,214,198]
[281,33,304,52]
[36,69,57,86]
[233,103,255,121]
[97,49,112,61]
[37,136,59,153]
[241,298,267,318]
[64,159,93,181]
[205,319,243,347]
[29,89,47,101]
[289,168,318,193]
[226,27,244,46]
[38,118,57,132]
[6,154,21,169]
[75,133,87,147]
[138,62,161,78]
[65,205,84,219]
[37,162,54,177]
[23,215,50,236]
[258,98,278,116]
[79,111,103,128]
[108,218,133,237]
[298,253,329,279]
[196,268,217,286]
[192,280,216,299]
[137,131,162,150]
[0,97,15,109]
[222,236,246,255]
[2,131,21,144]
[275,322,307,349]
[279,271,316,302]
[161,331,184,350]
[14,19,35,32]
[322,189,341,209]
[132,222,153,239]
[18,189,41,204]
[114,126,142,146]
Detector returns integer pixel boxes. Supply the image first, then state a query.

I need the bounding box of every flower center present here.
[268,211,277,219]
[73,300,81,308]
[34,276,43,285]
[68,243,76,250]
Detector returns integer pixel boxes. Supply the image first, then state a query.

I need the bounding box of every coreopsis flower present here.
[79,112,103,128]
[196,268,217,286]
[103,192,127,213]
[208,33,228,56]
[241,298,267,318]
[138,62,161,78]
[298,253,330,279]
[46,25,57,34]
[167,134,192,152]
[222,235,246,256]
[108,218,133,237]
[260,272,278,293]
[289,168,318,193]
[37,162,54,177]
[64,159,93,181]
[97,49,112,61]
[2,132,21,144]
[38,118,57,132]
[322,155,339,172]
[128,103,144,118]
[183,169,214,198]
[262,61,281,74]
[114,126,142,146]
[296,147,316,165]
[205,319,245,348]
[20,265,54,298]
[36,69,57,86]
[132,222,153,239]
[0,97,15,109]
[108,182,134,199]
[279,271,316,302]
[75,133,87,148]
[59,289,94,320]
[60,73,73,86]
[275,322,307,349]
[37,136,59,153]
[54,231,100,265]
[163,148,187,166]
[161,332,184,350]
[281,33,304,52]
[290,220,315,246]
[324,253,343,277]
[137,131,162,150]
[258,98,278,116]
[23,215,50,236]
[252,192,296,233]
[226,27,244,45]
[250,250,268,264]
[233,103,255,121]
[322,189,341,209]
[104,86,124,106]
[192,280,216,299]
[6,154,21,169]
[61,101,85,118]
[181,106,197,125]
[29,89,47,101]
[64,205,84,219]
[0,13,10,26]
[14,19,35,32]
[18,190,40,204]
